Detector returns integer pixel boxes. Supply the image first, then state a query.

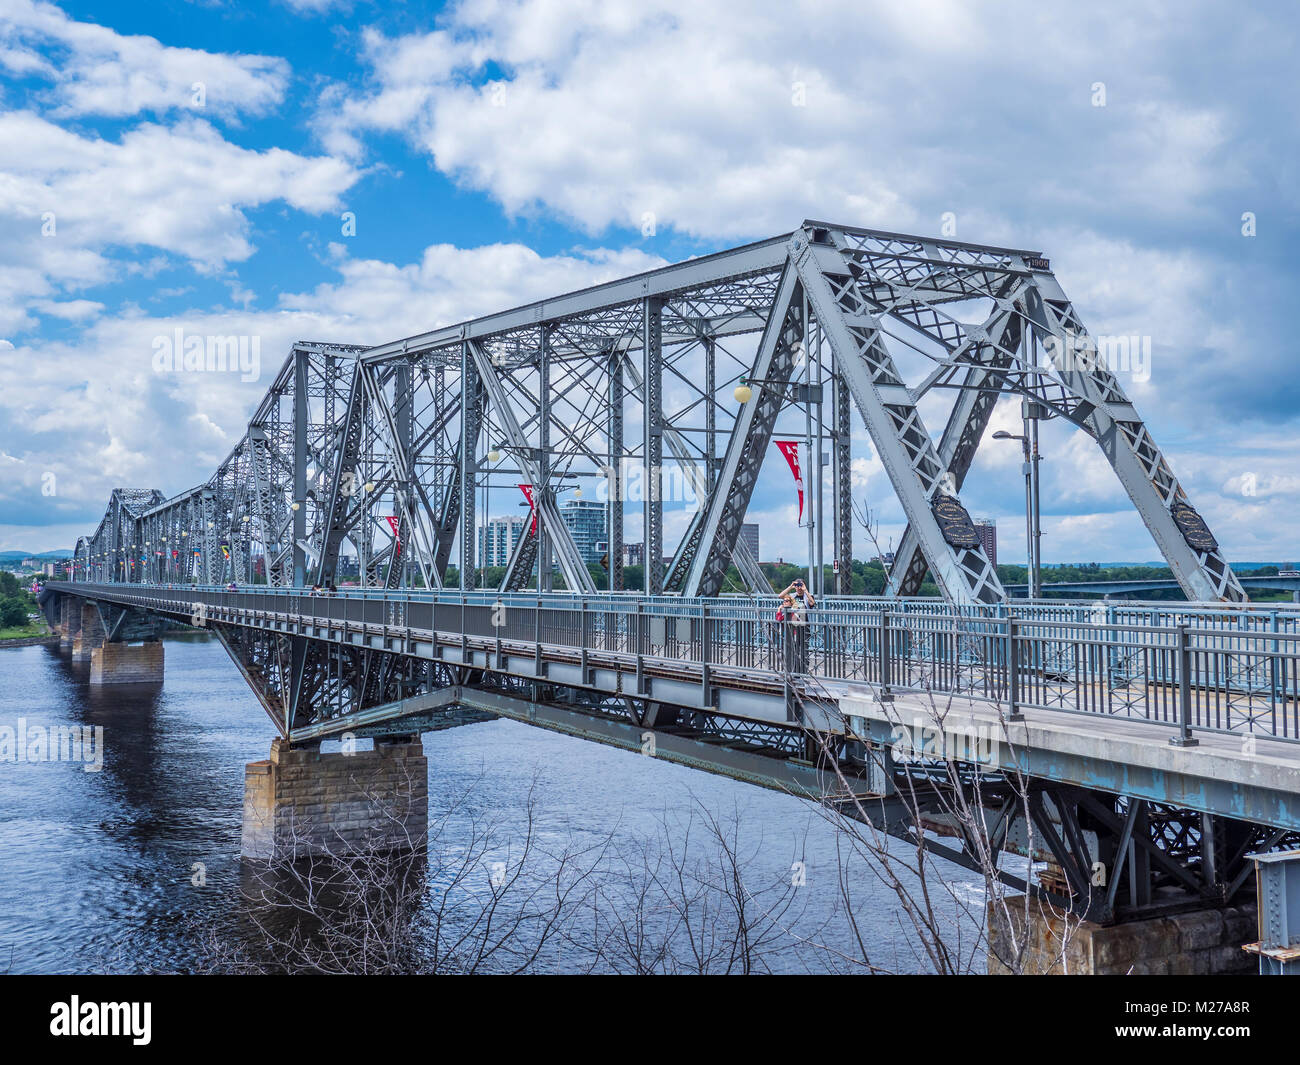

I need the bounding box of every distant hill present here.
[0,550,73,563]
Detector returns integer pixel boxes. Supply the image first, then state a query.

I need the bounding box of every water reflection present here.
[0,636,982,974]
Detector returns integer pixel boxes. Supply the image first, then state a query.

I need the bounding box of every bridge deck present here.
[46,582,1300,830]
[831,685,1300,830]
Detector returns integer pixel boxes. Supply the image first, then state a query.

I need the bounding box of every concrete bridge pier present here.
[241,737,428,861]
[987,896,1257,975]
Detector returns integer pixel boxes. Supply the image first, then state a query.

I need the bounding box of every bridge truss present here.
[73,221,1242,608]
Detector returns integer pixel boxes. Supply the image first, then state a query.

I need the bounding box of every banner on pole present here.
[519,484,538,535]
[774,440,805,522]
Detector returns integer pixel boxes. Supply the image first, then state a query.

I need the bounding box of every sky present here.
[0,0,1296,566]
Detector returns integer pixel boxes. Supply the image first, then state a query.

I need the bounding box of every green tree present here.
[0,597,28,628]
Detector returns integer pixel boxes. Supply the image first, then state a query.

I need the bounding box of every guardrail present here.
[50,582,1300,744]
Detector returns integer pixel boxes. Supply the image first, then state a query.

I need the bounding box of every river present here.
[0,635,985,973]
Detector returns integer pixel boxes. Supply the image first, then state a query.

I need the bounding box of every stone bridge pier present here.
[71,600,104,662]
[241,737,429,861]
[988,896,1257,975]
[60,595,165,685]
[90,640,164,685]
[57,596,82,651]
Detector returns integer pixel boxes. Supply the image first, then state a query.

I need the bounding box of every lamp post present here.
[993,417,1043,598]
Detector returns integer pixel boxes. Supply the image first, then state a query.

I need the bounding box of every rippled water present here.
[0,636,984,974]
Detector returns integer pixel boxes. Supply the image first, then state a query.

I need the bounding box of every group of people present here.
[775,578,815,623]
[773,579,815,671]
[307,583,338,596]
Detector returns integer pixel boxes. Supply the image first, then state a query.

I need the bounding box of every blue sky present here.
[0,0,1296,566]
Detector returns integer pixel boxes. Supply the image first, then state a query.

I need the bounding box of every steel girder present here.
[467,339,596,593]
[622,351,767,595]
[357,358,440,591]
[887,312,1024,596]
[74,344,367,589]
[875,771,1300,924]
[1023,288,1244,602]
[851,227,1244,601]
[675,262,805,596]
[793,231,1004,605]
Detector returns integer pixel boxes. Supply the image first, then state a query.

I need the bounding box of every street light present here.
[993,424,1043,598]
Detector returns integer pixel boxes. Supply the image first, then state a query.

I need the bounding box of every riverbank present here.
[0,634,60,649]
[0,614,55,648]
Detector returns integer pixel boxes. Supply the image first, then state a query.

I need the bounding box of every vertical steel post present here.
[292,348,309,587]
[643,297,664,595]
[803,289,816,595]
[700,603,711,704]
[1007,616,1023,721]
[395,359,413,588]
[833,374,852,595]
[460,339,477,590]
[704,334,717,491]
[608,346,624,592]
[1250,850,1300,974]
[580,598,589,682]
[1029,408,1043,597]
[812,316,827,596]
[879,608,894,701]
[539,325,553,593]
[1171,623,1199,747]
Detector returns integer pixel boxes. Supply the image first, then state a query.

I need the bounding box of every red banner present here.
[774,439,804,522]
[519,485,538,535]
[384,515,401,548]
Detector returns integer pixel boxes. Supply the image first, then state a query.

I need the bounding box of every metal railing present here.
[53,582,1300,744]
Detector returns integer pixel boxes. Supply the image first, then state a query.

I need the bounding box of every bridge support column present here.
[241,737,428,861]
[988,896,1257,975]
[71,601,104,662]
[59,597,82,651]
[90,641,164,685]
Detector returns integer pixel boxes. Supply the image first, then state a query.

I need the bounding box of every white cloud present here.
[0,0,289,119]
[283,241,666,339]
[0,111,360,332]
[317,0,1255,241]
[280,0,347,13]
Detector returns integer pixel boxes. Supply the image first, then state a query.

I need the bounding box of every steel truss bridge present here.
[50,222,1297,927]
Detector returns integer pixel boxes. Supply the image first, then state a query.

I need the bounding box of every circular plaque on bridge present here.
[1170,501,1218,552]
[931,495,980,549]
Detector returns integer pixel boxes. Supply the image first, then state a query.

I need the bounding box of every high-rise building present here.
[739,522,760,561]
[622,542,644,566]
[559,498,608,564]
[479,515,526,567]
[974,519,997,568]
